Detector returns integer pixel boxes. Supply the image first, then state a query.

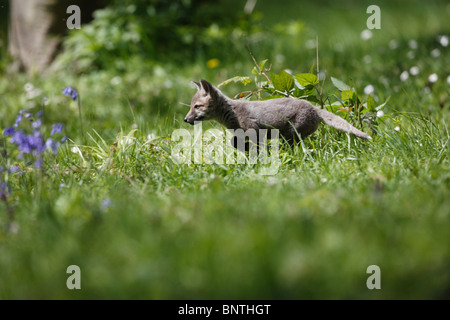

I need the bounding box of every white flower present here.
[364,84,375,95]
[361,29,373,41]
[431,48,440,58]
[408,40,418,49]
[409,66,420,76]
[407,51,415,59]
[394,126,400,132]
[447,75,450,84]
[305,40,316,49]
[164,80,173,89]
[26,88,42,100]
[400,71,409,82]
[111,76,122,86]
[24,83,34,92]
[376,110,384,118]
[389,40,398,50]
[428,73,438,83]
[363,55,372,64]
[71,146,81,154]
[438,35,449,47]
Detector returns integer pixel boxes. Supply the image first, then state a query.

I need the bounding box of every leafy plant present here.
[219,57,392,134]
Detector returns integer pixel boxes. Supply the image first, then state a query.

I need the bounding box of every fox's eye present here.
[194,105,201,109]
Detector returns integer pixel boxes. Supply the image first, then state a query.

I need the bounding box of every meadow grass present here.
[0,0,449,299]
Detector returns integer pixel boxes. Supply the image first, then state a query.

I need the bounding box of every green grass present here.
[0,0,449,299]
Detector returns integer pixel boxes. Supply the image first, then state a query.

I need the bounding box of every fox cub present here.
[184,79,371,148]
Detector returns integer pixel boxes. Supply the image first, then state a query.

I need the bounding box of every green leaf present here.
[305,96,320,104]
[366,95,375,112]
[259,59,268,71]
[295,73,319,87]
[271,70,294,92]
[376,96,391,111]
[309,62,315,75]
[218,76,252,88]
[331,77,352,91]
[252,59,269,74]
[341,90,355,101]
[293,86,315,98]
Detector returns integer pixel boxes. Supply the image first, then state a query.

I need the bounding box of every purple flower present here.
[3,127,15,136]
[61,136,68,143]
[51,123,63,136]
[32,119,42,129]
[0,182,8,199]
[63,87,78,101]
[36,110,44,118]
[46,138,59,154]
[14,114,23,128]
[9,166,19,173]
[28,134,46,155]
[10,130,26,145]
[34,157,43,169]
[101,198,112,210]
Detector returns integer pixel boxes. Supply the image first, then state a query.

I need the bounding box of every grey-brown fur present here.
[184,79,371,144]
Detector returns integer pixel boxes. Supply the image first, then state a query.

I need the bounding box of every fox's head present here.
[184,79,219,125]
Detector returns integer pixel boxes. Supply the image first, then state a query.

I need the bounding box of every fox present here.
[184,79,371,148]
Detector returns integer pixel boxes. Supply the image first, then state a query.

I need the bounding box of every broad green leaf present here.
[331,76,352,91]
[270,72,279,88]
[305,96,320,104]
[272,70,294,92]
[218,76,252,87]
[341,90,355,101]
[366,95,375,112]
[376,96,391,110]
[293,86,315,98]
[295,73,319,87]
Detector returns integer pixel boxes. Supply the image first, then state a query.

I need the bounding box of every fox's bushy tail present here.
[317,109,371,140]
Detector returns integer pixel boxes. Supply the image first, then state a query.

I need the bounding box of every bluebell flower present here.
[14,113,23,128]
[10,130,26,145]
[63,87,78,101]
[101,198,112,210]
[32,119,42,129]
[61,136,68,143]
[9,166,19,173]
[45,138,59,154]
[0,182,8,199]
[36,110,44,118]
[3,127,15,136]
[28,134,46,155]
[51,123,63,136]
[34,157,43,169]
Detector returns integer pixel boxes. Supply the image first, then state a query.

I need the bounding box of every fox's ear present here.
[192,81,201,91]
[200,79,213,95]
